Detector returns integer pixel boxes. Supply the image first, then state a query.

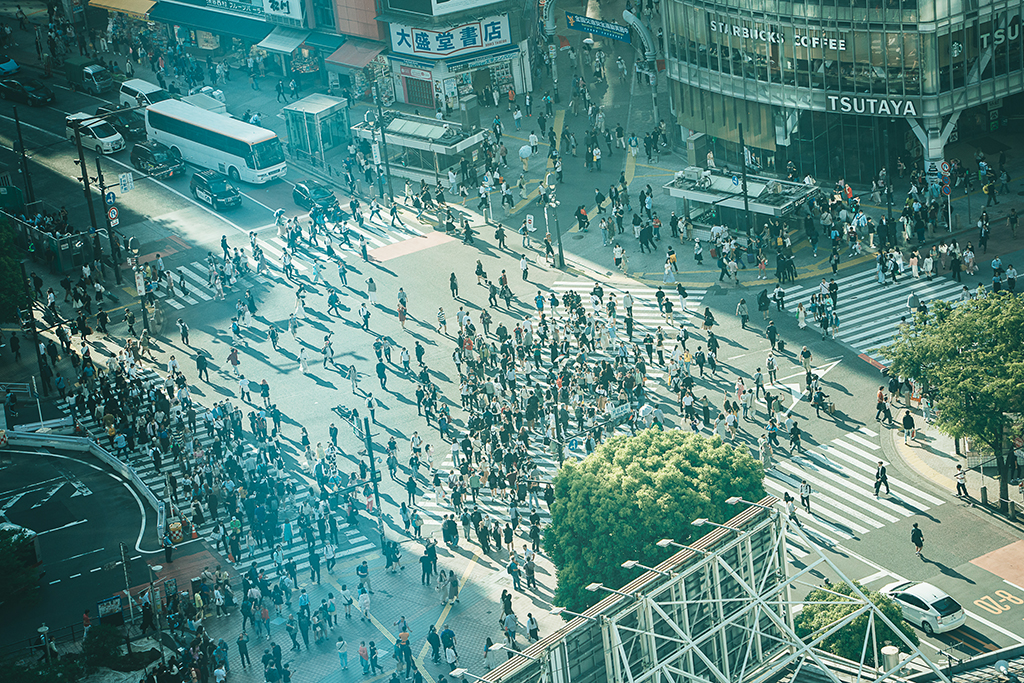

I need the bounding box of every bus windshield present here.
[250,138,285,170]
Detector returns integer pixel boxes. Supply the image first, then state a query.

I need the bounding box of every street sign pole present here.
[95,158,122,285]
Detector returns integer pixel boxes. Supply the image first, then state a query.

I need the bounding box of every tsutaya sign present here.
[709,21,847,50]
[827,94,919,116]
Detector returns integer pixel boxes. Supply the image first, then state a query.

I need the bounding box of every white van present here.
[66,112,125,154]
[119,78,172,108]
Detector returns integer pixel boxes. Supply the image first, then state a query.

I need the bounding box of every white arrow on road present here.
[777,358,843,420]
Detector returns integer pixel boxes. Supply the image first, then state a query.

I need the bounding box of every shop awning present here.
[303,31,346,52]
[258,27,311,55]
[148,2,272,43]
[326,39,385,70]
[88,0,154,19]
[445,46,519,72]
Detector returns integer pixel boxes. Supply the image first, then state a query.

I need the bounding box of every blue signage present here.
[565,11,631,44]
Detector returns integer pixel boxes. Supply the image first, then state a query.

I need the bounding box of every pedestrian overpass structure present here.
[481,498,951,683]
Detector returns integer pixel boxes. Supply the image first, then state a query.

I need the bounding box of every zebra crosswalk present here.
[134,216,430,310]
[784,268,971,363]
[761,425,946,552]
[70,369,377,576]
[549,279,707,329]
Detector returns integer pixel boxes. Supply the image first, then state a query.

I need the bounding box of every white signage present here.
[119,172,134,193]
[263,0,300,18]
[390,14,511,59]
[709,21,847,51]
[826,95,919,117]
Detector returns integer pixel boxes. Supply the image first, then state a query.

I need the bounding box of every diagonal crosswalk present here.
[784,268,972,363]
[68,369,377,576]
[761,425,946,553]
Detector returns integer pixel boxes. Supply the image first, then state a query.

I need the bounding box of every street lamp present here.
[550,606,598,621]
[585,582,637,599]
[488,642,541,661]
[148,564,165,664]
[621,559,673,577]
[656,538,712,555]
[725,496,775,512]
[692,518,744,533]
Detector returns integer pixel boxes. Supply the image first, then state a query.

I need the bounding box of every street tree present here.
[794,581,918,665]
[0,525,40,604]
[544,429,765,612]
[882,293,1024,512]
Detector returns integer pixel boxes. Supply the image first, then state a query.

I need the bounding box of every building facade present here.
[663,0,1023,182]
[378,0,531,113]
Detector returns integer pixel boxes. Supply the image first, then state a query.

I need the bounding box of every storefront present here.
[662,0,1024,183]
[386,13,531,113]
[148,0,270,56]
[325,38,388,99]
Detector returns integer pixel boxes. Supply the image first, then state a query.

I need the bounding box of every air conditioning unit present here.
[683,166,702,182]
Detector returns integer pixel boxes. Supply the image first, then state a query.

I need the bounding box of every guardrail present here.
[5,431,161,542]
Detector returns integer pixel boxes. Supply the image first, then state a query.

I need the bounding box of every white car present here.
[65,112,125,155]
[881,581,967,634]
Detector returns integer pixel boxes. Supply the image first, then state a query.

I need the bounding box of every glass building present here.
[663,0,1023,182]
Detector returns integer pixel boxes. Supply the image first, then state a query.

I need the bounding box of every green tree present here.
[0,218,28,322]
[882,293,1024,512]
[82,624,122,667]
[544,429,765,612]
[0,527,40,604]
[794,581,918,664]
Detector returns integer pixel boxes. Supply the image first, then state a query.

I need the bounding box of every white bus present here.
[144,99,287,184]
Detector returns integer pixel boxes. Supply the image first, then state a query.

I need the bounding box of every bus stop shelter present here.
[282,94,351,167]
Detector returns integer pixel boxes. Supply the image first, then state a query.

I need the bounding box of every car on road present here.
[190,170,242,210]
[130,142,185,179]
[96,105,146,141]
[881,581,967,635]
[0,55,19,76]
[0,77,54,105]
[292,179,338,210]
[65,112,125,154]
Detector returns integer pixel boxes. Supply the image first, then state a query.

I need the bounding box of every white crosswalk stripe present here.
[66,369,377,577]
[785,268,971,361]
[765,426,946,549]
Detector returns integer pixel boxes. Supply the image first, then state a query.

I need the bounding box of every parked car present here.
[190,170,241,210]
[96,105,146,141]
[880,581,967,635]
[0,77,54,105]
[0,55,20,76]
[292,179,338,210]
[130,142,185,179]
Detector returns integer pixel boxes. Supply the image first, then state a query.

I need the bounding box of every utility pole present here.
[372,84,395,203]
[94,157,123,284]
[13,107,35,204]
[548,190,565,268]
[362,417,384,551]
[18,260,49,397]
[738,123,752,238]
[72,121,99,233]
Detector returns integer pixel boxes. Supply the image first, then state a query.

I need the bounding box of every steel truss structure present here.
[486,498,953,683]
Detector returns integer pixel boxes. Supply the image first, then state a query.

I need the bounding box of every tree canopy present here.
[544,429,765,612]
[0,526,40,604]
[882,293,1024,510]
[794,581,919,665]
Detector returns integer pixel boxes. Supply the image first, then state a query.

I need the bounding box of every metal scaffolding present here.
[485,499,953,683]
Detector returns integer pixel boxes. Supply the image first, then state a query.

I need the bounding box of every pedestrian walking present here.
[954,464,969,498]
[874,461,890,497]
[799,480,811,513]
[910,522,924,556]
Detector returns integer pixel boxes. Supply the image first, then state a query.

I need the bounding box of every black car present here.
[190,170,241,210]
[292,179,338,210]
[0,77,54,105]
[130,142,185,179]
[96,105,146,141]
